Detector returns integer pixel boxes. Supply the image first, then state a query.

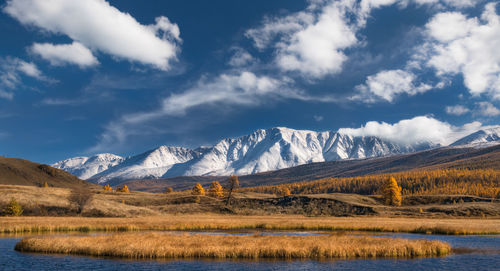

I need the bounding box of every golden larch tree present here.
[382,177,402,206]
[192,183,205,195]
[278,187,291,197]
[117,185,130,193]
[103,184,113,192]
[209,181,224,198]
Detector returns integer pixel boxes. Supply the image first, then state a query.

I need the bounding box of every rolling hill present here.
[0,156,97,189]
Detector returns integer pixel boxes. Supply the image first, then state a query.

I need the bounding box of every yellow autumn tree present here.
[209,181,224,198]
[192,183,205,195]
[117,185,130,193]
[165,187,173,194]
[382,177,402,206]
[103,184,113,192]
[42,182,49,188]
[277,187,291,197]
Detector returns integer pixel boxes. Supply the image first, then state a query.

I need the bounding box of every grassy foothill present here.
[15,232,451,259]
[1,215,499,235]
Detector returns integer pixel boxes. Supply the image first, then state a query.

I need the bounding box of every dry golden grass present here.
[83,198,160,217]
[0,184,165,217]
[1,215,499,235]
[15,232,450,259]
[0,185,71,208]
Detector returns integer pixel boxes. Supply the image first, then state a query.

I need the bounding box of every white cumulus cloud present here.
[476,102,500,116]
[246,0,374,78]
[245,0,479,79]
[445,105,470,116]
[4,0,181,70]
[274,2,358,77]
[421,4,500,99]
[339,115,483,145]
[228,48,255,67]
[355,2,496,104]
[353,69,433,102]
[31,42,99,68]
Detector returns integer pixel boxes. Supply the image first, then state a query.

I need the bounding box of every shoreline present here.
[1,215,499,235]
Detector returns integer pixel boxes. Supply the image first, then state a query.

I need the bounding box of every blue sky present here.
[1,0,500,164]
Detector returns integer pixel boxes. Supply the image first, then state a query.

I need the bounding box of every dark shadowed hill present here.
[0,156,97,189]
[121,145,500,192]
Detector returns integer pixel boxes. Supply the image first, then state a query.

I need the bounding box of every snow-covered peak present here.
[53,156,89,169]
[451,126,500,147]
[131,146,198,167]
[53,153,124,179]
[87,146,200,183]
[55,126,491,183]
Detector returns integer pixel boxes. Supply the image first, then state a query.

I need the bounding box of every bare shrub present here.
[2,198,23,216]
[70,190,93,214]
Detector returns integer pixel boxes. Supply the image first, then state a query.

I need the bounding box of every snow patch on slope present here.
[52,153,124,179]
[451,126,500,148]
[90,146,200,183]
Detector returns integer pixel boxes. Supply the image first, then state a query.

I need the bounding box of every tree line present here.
[241,168,500,199]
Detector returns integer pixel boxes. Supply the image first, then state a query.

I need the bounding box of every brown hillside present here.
[0,156,97,189]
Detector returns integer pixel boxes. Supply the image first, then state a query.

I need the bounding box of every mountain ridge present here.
[122,144,500,192]
[53,126,500,184]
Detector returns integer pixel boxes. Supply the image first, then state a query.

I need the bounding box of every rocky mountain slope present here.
[451,127,500,147]
[53,126,500,184]
[52,153,124,180]
[54,127,437,183]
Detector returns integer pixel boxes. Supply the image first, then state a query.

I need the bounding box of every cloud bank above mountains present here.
[339,116,483,146]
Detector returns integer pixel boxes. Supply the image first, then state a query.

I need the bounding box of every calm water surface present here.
[1,233,499,271]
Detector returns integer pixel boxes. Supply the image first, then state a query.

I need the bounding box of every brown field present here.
[1,215,499,235]
[15,232,450,259]
[1,184,499,218]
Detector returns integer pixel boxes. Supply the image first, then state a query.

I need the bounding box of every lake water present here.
[1,233,499,270]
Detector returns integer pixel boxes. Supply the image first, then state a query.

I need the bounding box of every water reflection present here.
[1,233,499,271]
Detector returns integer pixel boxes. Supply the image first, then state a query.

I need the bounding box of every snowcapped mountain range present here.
[52,153,124,180]
[53,126,500,184]
[451,127,500,147]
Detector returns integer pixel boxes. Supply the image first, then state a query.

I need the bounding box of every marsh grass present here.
[15,232,450,259]
[1,215,499,235]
